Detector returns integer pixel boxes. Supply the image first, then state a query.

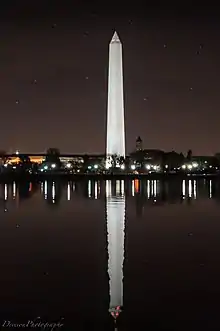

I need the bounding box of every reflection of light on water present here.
[4,184,8,200]
[13,182,16,199]
[209,180,212,198]
[153,180,157,197]
[193,180,196,199]
[182,180,186,199]
[52,182,55,203]
[88,180,91,198]
[131,180,135,196]
[151,181,154,197]
[134,179,139,193]
[106,180,112,197]
[147,180,150,199]
[94,181,98,199]
[121,180,124,194]
[116,180,120,195]
[44,181,47,200]
[67,182,71,201]
[72,182,75,192]
[189,180,192,198]
[40,182,44,193]
[106,180,125,312]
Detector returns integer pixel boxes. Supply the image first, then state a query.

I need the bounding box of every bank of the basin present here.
[0,172,220,182]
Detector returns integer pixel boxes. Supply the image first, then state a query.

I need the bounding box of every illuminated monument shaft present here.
[106,180,125,318]
[106,32,125,159]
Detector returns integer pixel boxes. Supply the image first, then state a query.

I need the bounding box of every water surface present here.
[0,179,220,330]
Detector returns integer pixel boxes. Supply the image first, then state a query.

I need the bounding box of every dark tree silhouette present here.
[18,154,32,172]
[187,149,192,161]
[0,150,7,163]
[81,154,89,173]
[45,148,61,166]
[111,154,118,168]
[19,154,31,163]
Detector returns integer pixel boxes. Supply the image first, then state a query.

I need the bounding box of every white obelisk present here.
[106,32,125,164]
[106,180,125,322]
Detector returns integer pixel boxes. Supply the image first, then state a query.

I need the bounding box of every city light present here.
[192,162,198,168]
[0,150,219,176]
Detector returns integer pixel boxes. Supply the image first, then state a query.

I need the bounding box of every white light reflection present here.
[52,182,55,203]
[12,182,16,199]
[121,180,124,195]
[116,180,120,195]
[40,182,44,193]
[106,180,112,198]
[72,182,75,192]
[131,180,135,196]
[193,180,197,199]
[94,181,98,199]
[4,184,8,200]
[153,180,157,197]
[182,180,186,199]
[67,182,71,201]
[106,180,125,316]
[44,181,47,200]
[147,180,150,199]
[209,180,212,198]
[88,180,91,198]
[189,180,192,198]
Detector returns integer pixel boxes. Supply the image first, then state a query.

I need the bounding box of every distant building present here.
[129,148,164,171]
[136,136,143,151]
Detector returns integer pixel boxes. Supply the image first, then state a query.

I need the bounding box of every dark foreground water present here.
[1,179,220,330]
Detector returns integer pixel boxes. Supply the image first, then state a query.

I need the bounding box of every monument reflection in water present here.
[106,180,125,327]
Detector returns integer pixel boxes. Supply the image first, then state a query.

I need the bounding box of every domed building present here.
[130,137,164,168]
[135,136,143,151]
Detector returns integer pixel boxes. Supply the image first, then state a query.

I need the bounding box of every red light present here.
[116,306,120,310]
[116,312,119,316]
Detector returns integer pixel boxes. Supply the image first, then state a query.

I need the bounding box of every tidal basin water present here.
[1,179,220,330]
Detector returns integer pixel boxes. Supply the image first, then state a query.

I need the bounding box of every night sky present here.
[1,2,220,155]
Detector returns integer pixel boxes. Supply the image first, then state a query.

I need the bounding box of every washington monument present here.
[106,31,125,161]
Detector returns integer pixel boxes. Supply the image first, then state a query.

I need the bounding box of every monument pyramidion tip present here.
[111,31,121,43]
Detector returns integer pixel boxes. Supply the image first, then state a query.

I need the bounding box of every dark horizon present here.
[1,2,220,155]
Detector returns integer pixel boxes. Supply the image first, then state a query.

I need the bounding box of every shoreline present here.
[0,172,219,182]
